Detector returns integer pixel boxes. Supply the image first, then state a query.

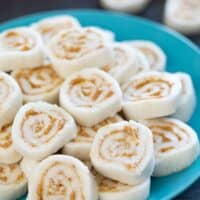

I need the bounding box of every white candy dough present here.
[62,115,123,160]
[0,27,44,71]
[100,0,151,13]
[32,15,81,42]
[142,118,199,177]
[101,43,142,84]
[46,27,114,78]
[90,120,154,185]
[164,0,200,34]
[12,101,77,160]
[0,163,27,200]
[84,160,150,200]
[12,64,63,103]
[0,123,22,164]
[27,155,98,200]
[0,72,23,128]
[20,158,39,180]
[172,72,196,122]
[87,26,115,42]
[60,68,122,127]
[122,71,182,120]
[125,40,166,71]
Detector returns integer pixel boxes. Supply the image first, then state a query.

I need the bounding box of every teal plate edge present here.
[0,9,200,200]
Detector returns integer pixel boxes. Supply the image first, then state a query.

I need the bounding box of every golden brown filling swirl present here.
[175,0,200,20]
[37,162,85,200]
[2,30,35,51]
[13,65,63,96]
[0,123,12,149]
[123,76,172,101]
[0,163,25,184]
[73,115,123,143]
[98,126,147,170]
[147,119,190,155]
[68,74,114,107]
[21,109,66,147]
[52,29,104,60]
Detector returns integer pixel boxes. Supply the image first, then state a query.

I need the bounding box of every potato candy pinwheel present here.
[0,72,22,128]
[0,163,27,200]
[122,71,182,120]
[101,43,144,84]
[0,27,44,71]
[62,115,123,160]
[164,0,200,34]
[27,155,98,200]
[125,40,166,71]
[46,27,114,78]
[60,68,122,127]
[0,123,22,164]
[100,0,151,13]
[85,161,150,200]
[12,64,63,103]
[90,120,154,185]
[142,118,199,177]
[172,72,196,122]
[32,15,81,42]
[12,101,77,160]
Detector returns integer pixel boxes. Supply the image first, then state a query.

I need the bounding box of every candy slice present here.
[164,0,200,34]
[125,40,166,71]
[62,114,123,160]
[0,163,27,200]
[90,120,154,185]
[0,27,44,71]
[46,27,114,78]
[32,15,81,42]
[122,71,182,120]
[142,118,199,176]
[100,0,151,13]
[12,101,77,160]
[12,64,63,103]
[172,72,196,122]
[0,123,22,164]
[60,68,122,127]
[0,72,23,128]
[101,43,142,84]
[27,155,98,200]
[84,160,150,200]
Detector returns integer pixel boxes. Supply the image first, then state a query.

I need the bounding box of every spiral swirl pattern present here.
[98,125,147,170]
[67,72,114,107]
[123,73,174,101]
[12,65,63,97]
[28,155,97,200]
[21,108,66,147]
[52,28,104,60]
[144,118,191,155]
[0,163,25,185]
[0,123,12,149]
[1,29,35,51]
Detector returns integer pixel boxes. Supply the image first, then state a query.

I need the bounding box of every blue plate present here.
[1,9,199,200]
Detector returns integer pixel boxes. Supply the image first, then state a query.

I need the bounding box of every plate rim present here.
[0,9,199,200]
